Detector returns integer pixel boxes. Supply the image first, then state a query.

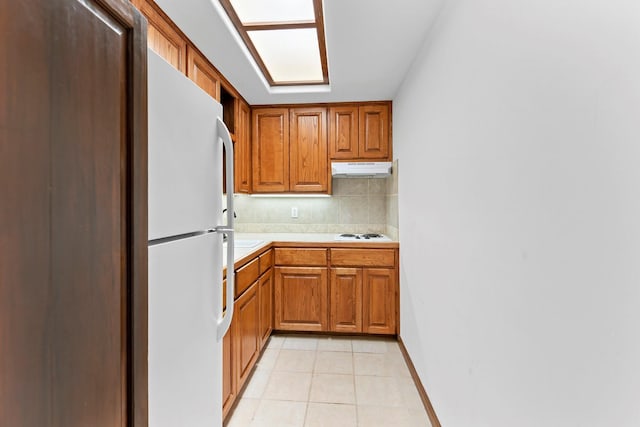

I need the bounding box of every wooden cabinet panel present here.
[330,268,362,333]
[235,100,252,193]
[2,1,147,424]
[222,319,235,419]
[359,104,390,160]
[186,46,220,100]
[329,105,359,159]
[275,248,327,266]
[330,249,395,268]
[289,108,328,192]
[235,257,260,298]
[235,281,260,391]
[134,0,186,72]
[258,271,273,349]
[259,249,273,275]
[274,267,328,331]
[252,108,289,192]
[363,268,396,335]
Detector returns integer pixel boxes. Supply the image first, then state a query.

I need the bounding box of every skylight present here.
[220,0,329,86]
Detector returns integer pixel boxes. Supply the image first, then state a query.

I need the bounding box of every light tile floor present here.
[226,334,432,427]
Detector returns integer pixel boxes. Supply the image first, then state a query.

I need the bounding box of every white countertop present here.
[223,232,397,268]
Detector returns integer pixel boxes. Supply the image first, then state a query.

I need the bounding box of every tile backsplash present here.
[232,160,399,238]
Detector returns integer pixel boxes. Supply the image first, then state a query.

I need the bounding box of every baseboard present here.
[397,336,441,427]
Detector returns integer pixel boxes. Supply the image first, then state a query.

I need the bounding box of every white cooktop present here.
[333,233,392,242]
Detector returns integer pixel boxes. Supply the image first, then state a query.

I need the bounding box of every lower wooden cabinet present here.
[274,267,328,331]
[222,318,235,419]
[258,270,273,349]
[362,268,396,335]
[330,267,396,335]
[330,268,363,333]
[235,281,260,392]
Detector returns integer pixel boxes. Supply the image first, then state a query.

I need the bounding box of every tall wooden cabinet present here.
[235,100,252,193]
[252,108,290,192]
[289,108,328,192]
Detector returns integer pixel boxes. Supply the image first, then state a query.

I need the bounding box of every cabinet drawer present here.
[259,249,273,275]
[235,257,260,297]
[330,249,395,268]
[275,248,327,266]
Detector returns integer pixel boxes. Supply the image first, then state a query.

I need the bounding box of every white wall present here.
[394,0,640,425]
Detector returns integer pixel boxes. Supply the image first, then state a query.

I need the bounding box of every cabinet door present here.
[258,270,273,349]
[235,281,260,391]
[133,0,187,72]
[235,100,252,193]
[186,46,220,100]
[289,108,328,192]
[2,0,147,424]
[358,104,390,160]
[252,108,289,192]
[363,268,396,335]
[222,313,236,420]
[330,268,362,333]
[329,105,359,159]
[274,267,328,331]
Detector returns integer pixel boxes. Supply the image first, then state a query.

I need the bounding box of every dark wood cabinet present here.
[275,266,328,331]
[289,107,328,192]
[1,1,147,425]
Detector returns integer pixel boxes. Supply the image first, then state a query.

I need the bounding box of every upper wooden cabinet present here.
[252,107,329,193]
[290,108,328,192]
[329,103,391,161]
[252,108,290,193]
[132,0,186,72]
[186,46,220,100]
[235,100,251,193]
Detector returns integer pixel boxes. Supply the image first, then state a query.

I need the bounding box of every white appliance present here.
[147,51,235,427]
[331,161,392,178]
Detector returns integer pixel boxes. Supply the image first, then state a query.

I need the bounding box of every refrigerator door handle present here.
[215,117,235,341]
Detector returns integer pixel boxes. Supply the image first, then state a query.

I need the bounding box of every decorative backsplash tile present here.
[232,162,399,238]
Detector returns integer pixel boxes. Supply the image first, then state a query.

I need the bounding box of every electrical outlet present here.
[291,207,298,218]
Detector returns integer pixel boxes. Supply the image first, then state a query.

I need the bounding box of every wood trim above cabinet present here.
[132,0,186,72]
[186,46,220,100]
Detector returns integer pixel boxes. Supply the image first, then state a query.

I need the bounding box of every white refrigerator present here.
[147,51,235,427]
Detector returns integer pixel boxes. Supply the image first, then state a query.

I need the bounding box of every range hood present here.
[331,162,392,178]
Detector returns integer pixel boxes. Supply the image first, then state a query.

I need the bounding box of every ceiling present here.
[154,0,445,105]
